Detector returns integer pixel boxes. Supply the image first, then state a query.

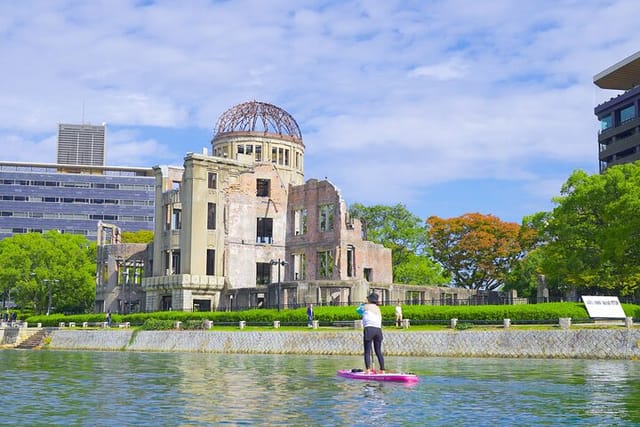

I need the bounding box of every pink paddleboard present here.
[337,369,419,383]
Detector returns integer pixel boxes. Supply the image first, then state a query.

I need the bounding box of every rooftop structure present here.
[57,123,106,166]
[594,51,640,171]
[594,51,640,90]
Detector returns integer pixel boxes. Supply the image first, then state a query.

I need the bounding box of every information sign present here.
[581,296,626,319]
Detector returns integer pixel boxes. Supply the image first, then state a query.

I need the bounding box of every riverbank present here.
[2,327,637,359]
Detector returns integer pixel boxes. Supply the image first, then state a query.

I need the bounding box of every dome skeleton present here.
[215,101,302,142]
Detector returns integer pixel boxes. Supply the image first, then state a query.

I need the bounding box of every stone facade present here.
[95,242,149,314]
[39,328,640,359]
[130,101,392,312]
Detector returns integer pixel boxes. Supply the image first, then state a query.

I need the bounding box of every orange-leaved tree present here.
[426,213,533,290]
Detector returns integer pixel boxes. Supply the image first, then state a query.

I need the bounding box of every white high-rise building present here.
[57,123,106,166]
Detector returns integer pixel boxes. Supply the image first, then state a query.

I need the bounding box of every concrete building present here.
[57,123,106,166]
[139,101,393,312]
[594,51,640,171]
[94,221,151,313]
[0,162,155,241]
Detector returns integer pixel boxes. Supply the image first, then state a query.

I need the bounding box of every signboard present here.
[581,296,626,319]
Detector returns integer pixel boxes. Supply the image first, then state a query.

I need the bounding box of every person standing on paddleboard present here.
[357,293,385,374]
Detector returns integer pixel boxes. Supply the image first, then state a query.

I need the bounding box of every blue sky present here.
[1,0,639,223]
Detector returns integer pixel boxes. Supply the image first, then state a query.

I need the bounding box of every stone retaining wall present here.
[42,328,640,359]
[0,327,40,348]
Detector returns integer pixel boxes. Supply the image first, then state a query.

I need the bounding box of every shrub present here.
[140,318,174,330]
[24,302,640,327]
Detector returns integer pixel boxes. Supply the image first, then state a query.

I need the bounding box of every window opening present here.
[319,204,335,232]
[317,250,334,279]
[257,179,271,197]
[257,217,273,244]
[208,172,217,189]
[207,203,216,229]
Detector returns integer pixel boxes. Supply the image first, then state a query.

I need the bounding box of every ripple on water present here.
[1,351,640,426]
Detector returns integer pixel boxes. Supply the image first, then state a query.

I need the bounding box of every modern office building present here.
[57,123,106,166]
[0,162,155,241]
[594,51,640,171]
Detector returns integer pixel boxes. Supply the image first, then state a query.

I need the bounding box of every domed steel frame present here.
[214,101,302,142]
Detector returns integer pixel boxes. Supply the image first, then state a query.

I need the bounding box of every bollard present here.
[503,318,511,329]
[401,318,410,329]
[354,320,363,330]
[625,317,634,328]
[69,322,76,328]
[174,321,182,330]
[450,318,458,328]
[312,320,319,329]
[37,322,42,328]
[59,322,65,328]
[239,320,246,329]
[102,322,108,328]
[82,322,88,328]
[203,320,213,329]
[273,320,280,328]
[559,317,571,329]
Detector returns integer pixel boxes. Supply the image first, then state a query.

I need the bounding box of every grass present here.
[132,323,637,332]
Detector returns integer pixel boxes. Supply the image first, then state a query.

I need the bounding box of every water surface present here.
[1,350,639,426]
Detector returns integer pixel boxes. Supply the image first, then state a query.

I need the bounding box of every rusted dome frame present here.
[215,101,302,141]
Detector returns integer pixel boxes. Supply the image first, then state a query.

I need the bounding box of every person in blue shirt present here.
[306,303,314,327]
[357,293,385,374]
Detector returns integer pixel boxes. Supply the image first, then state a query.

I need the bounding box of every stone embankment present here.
[6,327,635,359]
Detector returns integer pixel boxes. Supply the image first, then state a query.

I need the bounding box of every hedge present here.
[24,302,640,328]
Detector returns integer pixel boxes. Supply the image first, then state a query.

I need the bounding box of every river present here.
[1,350,639,426]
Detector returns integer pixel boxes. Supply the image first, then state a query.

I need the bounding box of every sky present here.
[1,0,639,223]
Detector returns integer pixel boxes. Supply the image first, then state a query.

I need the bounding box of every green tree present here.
[503,247,544,298]
[427,213,531,290]
[0,231,96,314]
[349,203,448,284]
[525,164,640,297]
[122,230,154,244]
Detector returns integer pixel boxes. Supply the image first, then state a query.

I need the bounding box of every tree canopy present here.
[349,203,448,285]
[427,213,531,291]
[0,231,96,314]
[121,230,154,244]
[522,164,640,298]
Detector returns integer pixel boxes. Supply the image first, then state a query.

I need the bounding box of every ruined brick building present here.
[96,101,489,314]
[98,101,393,312]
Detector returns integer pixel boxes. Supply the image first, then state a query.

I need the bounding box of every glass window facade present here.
[0,163,155,241]
[620,104,636,123]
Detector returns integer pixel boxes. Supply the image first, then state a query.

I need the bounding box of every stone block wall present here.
[43,328,640,359]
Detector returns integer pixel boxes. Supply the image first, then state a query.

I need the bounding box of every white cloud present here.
[409,58,469,81]
[106,129,179,166]
[1,0,639,221]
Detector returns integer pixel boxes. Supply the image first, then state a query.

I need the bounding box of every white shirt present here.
[361,304,382,328]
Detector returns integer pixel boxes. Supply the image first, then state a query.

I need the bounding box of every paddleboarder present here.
[357,293,385,374]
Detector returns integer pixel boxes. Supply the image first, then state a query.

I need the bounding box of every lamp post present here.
[44,279,59,316]
[270,259,287,311]
[122,268,129,314]
[133,262,140,314]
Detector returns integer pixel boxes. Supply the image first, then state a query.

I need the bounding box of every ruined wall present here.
[225,163,289,289]
[287,179,392,283]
